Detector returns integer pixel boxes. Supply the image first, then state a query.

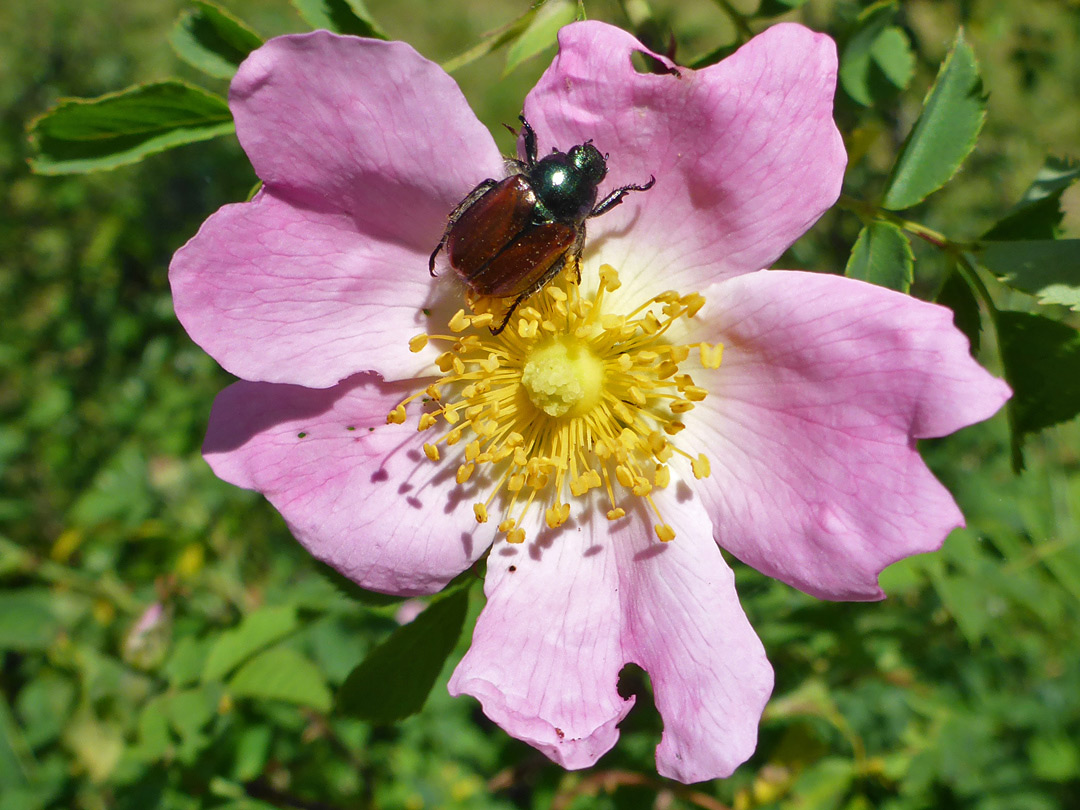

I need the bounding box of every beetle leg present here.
[588,175,656,218]
[429,178,499,276]
[489,242,577,336]
[568,226,585,284]
[519,115,538,166]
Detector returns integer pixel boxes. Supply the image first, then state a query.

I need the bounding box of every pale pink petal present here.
[202,374,487,596]
[523,22,845,305]
[683,270,1011,601]
[450,488,772,782]
[613,494,773,783]
[170,189,458,387]
[448,510,632,770]
[171,32,507,387]
[231,32,503,250]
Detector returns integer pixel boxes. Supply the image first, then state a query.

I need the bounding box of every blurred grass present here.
[2,0,1079,809]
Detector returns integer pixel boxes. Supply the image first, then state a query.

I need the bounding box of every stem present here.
[711,0,754,43]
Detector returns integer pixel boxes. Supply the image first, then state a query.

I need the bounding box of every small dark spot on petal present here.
[555,728,565,739]
[368,427,375,432]
[508,565,517,572]
[297,432,307,439]
[346,426,356,431]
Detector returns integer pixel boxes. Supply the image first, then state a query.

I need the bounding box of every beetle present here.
[429,116,655,334]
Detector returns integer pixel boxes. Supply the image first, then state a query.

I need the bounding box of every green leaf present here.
[840,3,915,107]
[978,240,1080,311]
[338,585,470,723]
[882,29,986,210]
[844,220,914,292]
[0,589,58,651]
[757,0,809,16]
[289,0,386,38]
[163,685,219,741]
[936,266,982,354]
[202,605,299,682]
[169,1,263,80]
[504,0,579,76]
[229,646,333,713]
[983,156,1080,241]
[442,8,540,74]
[28,81,234,174]
[997,310,1080,467]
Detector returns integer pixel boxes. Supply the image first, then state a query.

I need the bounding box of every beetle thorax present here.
[532,145,606,222]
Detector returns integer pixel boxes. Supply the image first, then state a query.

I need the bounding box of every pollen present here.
[388,263,720,545]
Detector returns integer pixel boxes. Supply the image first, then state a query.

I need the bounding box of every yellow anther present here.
[602,314,625,331]
[456,463,475,484]
[506,528,526,544]
[517,319,538,339]
[409,334,429,352]
[613,401,635,424]
[599,264,621,290]
[465,441,480,461]
[452,357,465,375]
[418,413,438,431]
[617,353,633,372]
[657,361,678,379]
[700,342,724,369]
[424,384,442,401]
[513,448,528,467]
[664,421,686,435]
[655,524,676,542]
[507,473,525,492]
[654,464,670,488]
[684,385,708,402]
[632,478,652,497]
[692,453,711,479]
[445,426,465,445]
[682,292,706,317]
[387,405,406,425]
[547,286,567,302]
[643,312,661,334]
[506,432,524,447]
[423,443,439,461]
[670,400,694,414]
[607,508,626,521]
[668,345,690,363]
[473,503,488,523]
[628,386,647,406]
[470,312,494,328]
[483,354,500,372]
[449,309,470,332]
[616,465,635,488]
[442,408,460,425]
[545,503,570,528]
[498,519,516,533]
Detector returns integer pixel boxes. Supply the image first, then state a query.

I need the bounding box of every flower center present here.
[520,338,603,418]
[389,264,721,545]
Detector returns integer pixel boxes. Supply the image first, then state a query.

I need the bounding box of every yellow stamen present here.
[387,264,720,545]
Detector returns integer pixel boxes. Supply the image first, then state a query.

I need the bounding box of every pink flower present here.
[169,23,1010,783]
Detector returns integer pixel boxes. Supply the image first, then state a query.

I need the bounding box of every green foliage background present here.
[2,1,1079,809]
